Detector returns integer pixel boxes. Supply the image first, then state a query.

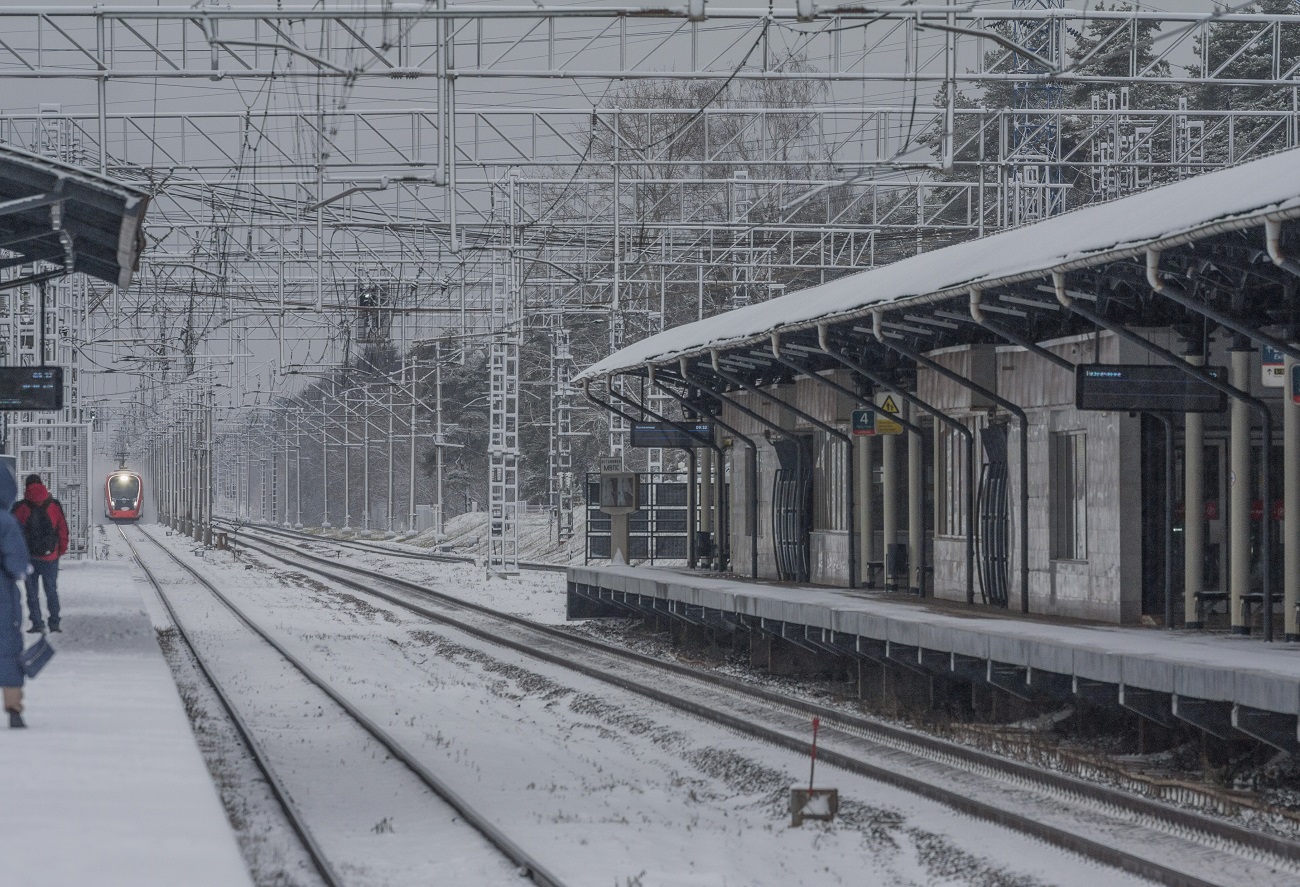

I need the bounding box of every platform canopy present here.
[577,146,1300,382]
[0,144,150,291]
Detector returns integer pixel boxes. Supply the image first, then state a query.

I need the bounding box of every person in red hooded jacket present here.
[12,474,69,633]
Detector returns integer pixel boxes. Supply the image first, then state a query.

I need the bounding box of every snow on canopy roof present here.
[577,147,1300,382]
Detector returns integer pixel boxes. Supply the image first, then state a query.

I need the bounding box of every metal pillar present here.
[1229,346,1252,634]
[699,447,715,567]
[294,409,303,530]
[435,346,445,536]
[408,359,417,534]
[1286,350,1300,641]
[342,389,352,532]
[1152,412,1175,629]
[1185,354,1206,629]
[883,417,900,589]
[363,393,371,533]
[907,401,923,595]
[857,434,875,588]
[321,393,331,529]
[387,386,395,534]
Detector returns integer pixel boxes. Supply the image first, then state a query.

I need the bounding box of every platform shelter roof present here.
[0,144,150,291]
[576,146,1300,382]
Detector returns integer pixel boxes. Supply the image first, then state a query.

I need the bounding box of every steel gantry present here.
[3,4,1297,552]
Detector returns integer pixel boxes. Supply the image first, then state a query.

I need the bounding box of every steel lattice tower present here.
[549,320,576,543]
[1008,0,1066,224]
[488,170,522,577]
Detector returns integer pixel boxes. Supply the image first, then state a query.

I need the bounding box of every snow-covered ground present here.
[310,505,590,565]
[127,523,1169,887]
[3,552,252,887]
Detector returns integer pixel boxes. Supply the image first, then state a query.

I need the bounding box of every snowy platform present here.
[6,559,252,887]
[568,564,1300,750]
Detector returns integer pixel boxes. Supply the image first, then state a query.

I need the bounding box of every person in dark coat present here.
[0,468,32,728]
[13,473,69,633]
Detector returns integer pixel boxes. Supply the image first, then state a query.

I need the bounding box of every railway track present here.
[123,525,569,887]
[226,520,1300,887]
[214,518,568,573]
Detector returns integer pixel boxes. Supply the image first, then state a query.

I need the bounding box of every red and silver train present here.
[105,470,144,521]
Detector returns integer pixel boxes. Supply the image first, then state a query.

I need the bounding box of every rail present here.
[231,524,1300,887]
[128,525,571,887]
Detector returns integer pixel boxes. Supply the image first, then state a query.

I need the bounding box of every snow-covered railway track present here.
[214,519,569,573]
[123,525,568,887]
[234,525,1300,887]
[120,526,345,887]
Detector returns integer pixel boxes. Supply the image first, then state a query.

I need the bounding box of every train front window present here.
[109,474,139,501]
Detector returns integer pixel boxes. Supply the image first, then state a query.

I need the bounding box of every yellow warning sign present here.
[874,394,904,435]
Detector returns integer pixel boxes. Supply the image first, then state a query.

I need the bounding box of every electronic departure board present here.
[1075,364,1226,413]
[0,367,63,411]
[629,421,714,449]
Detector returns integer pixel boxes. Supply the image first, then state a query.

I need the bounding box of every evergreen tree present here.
[1184,1,1300,164]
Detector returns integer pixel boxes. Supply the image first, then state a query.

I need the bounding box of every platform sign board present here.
[598,471,640,515]
[1075,364,1227,413]
[1262,345,1286,388]
[1292,364,1300,405]
[629,421,713,449]
[0,366,63,411]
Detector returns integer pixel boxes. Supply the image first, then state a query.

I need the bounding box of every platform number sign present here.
[851,409,875,436]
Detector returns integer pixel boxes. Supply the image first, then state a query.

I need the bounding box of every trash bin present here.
[695,530,713,559]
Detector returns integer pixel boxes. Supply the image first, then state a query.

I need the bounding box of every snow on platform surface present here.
[3,558,252,887]
[569,563,1300,715]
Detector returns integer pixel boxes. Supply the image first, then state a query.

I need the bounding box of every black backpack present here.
[21,500,59,558]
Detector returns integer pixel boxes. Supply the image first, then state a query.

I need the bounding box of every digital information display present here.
[1075,364,1226,414]
[0,367,63,411]
[629,421,713,449]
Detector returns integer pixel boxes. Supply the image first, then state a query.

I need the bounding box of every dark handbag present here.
[19,633,54,678]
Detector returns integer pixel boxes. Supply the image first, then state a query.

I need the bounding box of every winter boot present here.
[26,623,43,634]
[7,709,24,729]
[48,620,60,633]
